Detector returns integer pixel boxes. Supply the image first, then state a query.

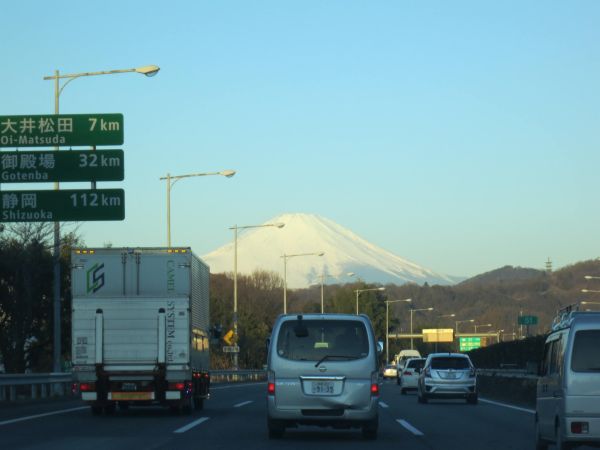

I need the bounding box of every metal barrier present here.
[0,373,73,402]
[477,368,538,380]
[0,370,266,403]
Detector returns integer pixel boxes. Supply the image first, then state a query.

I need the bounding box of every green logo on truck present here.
[86,263,105,294]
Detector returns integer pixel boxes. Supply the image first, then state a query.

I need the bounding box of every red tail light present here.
[79,383,94,392]
[370,384,379,396]
[170,382,186,391]
[403,371,412,376]
[571,422,589,434]
[267,382,276,395]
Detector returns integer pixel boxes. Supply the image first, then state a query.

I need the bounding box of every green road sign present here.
[0,150,124,182]
[459,337,481,352]
[518,315,539,326]
[1,189,124,222]
[0,114,123,147]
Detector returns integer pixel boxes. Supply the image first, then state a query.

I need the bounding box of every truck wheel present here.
[104,403,116,415]
[194,396,204,411]
[118,402,129,411]
[182,396,195,415]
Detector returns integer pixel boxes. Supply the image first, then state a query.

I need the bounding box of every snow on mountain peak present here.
[202,213,456,288]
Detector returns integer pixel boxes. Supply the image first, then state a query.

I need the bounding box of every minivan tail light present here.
[370,371,379,397]
[267,370,275,396]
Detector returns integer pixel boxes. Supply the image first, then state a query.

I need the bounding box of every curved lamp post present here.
[43,64,160,373]
[385,298,412,363]
[282,252,324,314]
[229,221,284,369]
[160,170,235,247]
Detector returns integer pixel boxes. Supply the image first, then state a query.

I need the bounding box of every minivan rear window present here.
[571,330,600,372]
[407,359,425,369]
[276,319,369,361]
[430,357,471,370]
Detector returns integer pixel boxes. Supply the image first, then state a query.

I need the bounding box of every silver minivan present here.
[266,313,380,439]
[536,308,600,450]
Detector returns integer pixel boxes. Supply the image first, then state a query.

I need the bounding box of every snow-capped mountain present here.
[202,213,458,288]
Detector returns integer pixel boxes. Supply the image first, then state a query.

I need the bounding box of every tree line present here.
[1,230,598,372]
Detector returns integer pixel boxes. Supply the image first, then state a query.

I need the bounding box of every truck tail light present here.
[571,422,589,434]
[79,382,95,392]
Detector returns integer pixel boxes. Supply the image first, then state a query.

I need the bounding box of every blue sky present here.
[1,1,599,278]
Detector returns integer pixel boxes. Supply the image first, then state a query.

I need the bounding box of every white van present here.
[266,314,380,439]
[535,307,600,450]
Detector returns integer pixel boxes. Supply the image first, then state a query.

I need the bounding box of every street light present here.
[410,307,434,350]
[282,252,324,314]
[354,287,385,315]
[315,272,336,314]
[229,222,284,370]
[385,298,412,363]
[581,301,600,307]
[43,64,160,373]
[455,319,475,334]
[160,170,236,247]
[474,323,493,333]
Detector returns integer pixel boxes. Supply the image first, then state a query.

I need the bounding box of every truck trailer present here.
[71,247,210,414]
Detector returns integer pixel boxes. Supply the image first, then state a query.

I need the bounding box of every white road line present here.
[233,400,253,408]
[397,419,425,436]
[211,382,264,390]
[173,417,210,434]
[479,398,535,414]
[379,401,389,408]
[0,406,88,427]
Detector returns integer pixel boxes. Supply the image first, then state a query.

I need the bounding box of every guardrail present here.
[0,373,73,402]
[477,368,538,380]
[0,370,266,403]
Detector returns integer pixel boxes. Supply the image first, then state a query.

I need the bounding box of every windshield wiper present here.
[315,355,359,367]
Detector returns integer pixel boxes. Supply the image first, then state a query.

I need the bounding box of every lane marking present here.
[479,398,535,415]
[211,382,264,390]
[173,417,210,434]
[233,400,253,408]
[397,419,425,436]
[0,406,88,427]
[379,401,389,408]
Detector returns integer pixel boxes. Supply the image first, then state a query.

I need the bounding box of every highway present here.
[0,380,565,450]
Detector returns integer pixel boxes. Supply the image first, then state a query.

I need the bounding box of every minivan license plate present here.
[311,381,334,395]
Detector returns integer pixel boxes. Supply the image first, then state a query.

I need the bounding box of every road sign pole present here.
[52,69,61,373]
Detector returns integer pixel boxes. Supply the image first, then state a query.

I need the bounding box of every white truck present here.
[71,247,211,415]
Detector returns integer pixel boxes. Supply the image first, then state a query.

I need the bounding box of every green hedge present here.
[467,335,546,370]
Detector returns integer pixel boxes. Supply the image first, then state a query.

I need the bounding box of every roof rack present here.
[551,303,600,331]
[551,304,579,331]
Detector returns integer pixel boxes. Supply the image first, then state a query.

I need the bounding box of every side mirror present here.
[265,337,271,351]
[377,341,384,354]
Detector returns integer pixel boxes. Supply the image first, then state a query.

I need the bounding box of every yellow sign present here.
[422,328,454,343]
[223,329,234,345]
[110,392,154,401]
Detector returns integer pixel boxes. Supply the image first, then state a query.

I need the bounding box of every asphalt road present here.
[0,380,591,450]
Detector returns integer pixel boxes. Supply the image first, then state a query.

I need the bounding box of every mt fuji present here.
[202,213,458,288]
